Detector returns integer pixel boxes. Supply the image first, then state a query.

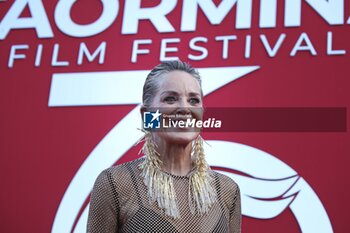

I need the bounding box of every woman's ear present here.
[140,105,147,117]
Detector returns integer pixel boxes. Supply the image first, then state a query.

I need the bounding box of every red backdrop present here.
[0,0,349,232]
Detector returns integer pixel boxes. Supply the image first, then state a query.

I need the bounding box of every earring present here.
[189,135,217,215]
[138,132,180,218]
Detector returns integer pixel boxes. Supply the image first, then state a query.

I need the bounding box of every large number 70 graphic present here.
[49,66,333,233]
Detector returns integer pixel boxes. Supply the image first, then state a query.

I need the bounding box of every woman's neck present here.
[154,138,193,176]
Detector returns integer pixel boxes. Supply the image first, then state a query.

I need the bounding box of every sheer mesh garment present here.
[87,158,241,233]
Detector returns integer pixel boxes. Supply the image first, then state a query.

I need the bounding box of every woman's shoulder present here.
[104,157,144,175]
[211,170,240,193]
[91,158,145,199]
[211,171,241,208]
[94,157,145,187]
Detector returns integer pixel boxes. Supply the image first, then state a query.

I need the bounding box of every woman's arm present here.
[87,169,119,233]
[229,186,242,233]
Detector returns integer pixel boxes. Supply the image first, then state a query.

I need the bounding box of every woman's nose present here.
[176,98,191,115]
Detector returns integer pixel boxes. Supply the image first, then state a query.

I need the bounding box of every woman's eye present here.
[164,96,176,103]
[189,98,200,105]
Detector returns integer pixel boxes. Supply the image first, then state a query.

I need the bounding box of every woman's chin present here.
[157,131,200,145]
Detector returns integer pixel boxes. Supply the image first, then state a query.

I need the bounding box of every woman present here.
[87,60,241,232]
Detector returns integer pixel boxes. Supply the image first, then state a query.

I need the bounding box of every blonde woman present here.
[87,60,241,232]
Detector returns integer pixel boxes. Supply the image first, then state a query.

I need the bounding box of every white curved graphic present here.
[50,66,332,233]
[205,141,333,232]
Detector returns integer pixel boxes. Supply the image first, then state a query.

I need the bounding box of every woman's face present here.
[150,70,203,145]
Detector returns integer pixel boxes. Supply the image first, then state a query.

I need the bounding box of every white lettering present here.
[162,118,221,129]
[131,39,152,63]
[160,38,180,61]
[260,0,277,28]
[306,0,344,25]
[245,35,251,58]
[285,0,302,27]
[196,120,203,128]
[215,120,222,128]
[52,44,69,66]
[35,44,43,67]
[77,42,106,65]
[188,37,208,60]
[182,0,235,31]
[327,31,346,55]
[203,119,211,128]
[178,121,185,128]
[285,0,344,27]
[162,119,169,128]
[122,0,176,34]
[215,35,237,59]
[187,119,196,127]
[55,0,118,37]
[290,33,317,56]
[8,44,29,68]
[260,34,286,57]
[0,0,53,40]
[181,0,252,31]
[235,0,252,29]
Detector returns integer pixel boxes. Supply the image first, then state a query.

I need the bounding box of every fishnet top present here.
[87,158,241,232]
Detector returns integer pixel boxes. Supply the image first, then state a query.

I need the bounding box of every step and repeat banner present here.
[1,0,349,232]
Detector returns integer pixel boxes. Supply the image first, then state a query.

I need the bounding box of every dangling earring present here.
[188,135,217,215]
[138,131,162,171]
[138,132,180,218]
[137,132,217,218]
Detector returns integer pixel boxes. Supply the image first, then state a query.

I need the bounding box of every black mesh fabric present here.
[87,158,241,232]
